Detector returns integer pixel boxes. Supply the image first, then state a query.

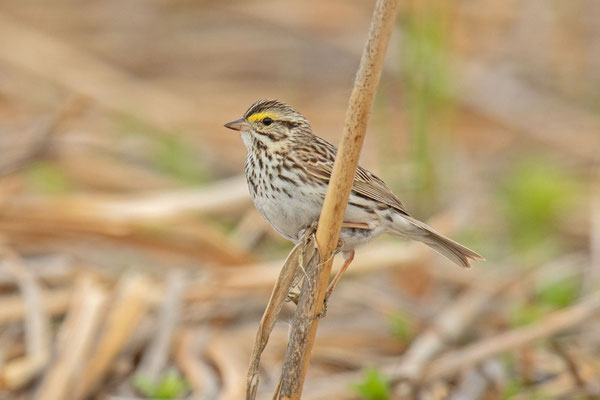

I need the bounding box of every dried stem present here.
[0,96,86,177]
[136,270,185,381]
[246,232,317,399]
[35,276,107,400]
[275,0,400,398]
[73,274,152,399]
[421,292,600,382]
[0,249,51,390]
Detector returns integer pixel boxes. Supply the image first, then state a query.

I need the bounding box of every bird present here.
[225,99,482,299]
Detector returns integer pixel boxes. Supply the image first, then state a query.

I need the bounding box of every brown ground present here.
[0,1,598,399]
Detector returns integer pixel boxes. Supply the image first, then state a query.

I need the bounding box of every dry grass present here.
[0,1,598,399]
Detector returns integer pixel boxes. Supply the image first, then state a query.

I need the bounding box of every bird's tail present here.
[389,214,483,268]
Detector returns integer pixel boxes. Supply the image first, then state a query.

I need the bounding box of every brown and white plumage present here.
[225,99,483,269]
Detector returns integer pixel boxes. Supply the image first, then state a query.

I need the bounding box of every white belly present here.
[244,150,387,251]
[252,188,322,243]
[251,183,387,251]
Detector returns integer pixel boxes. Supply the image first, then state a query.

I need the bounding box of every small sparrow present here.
[226,99,482,298]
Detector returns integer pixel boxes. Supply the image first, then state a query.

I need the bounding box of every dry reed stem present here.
[4,252,50,361]
[175,329,219,400]
[55,153,179,191]
[136,270,185,381]
[73,274,152,399]
[2,174,248,225]
[550,340,592,398]
[206,334,247,400]
[289,258,587,399]
[230,4,600,161]
[553,343,600,398]
[0,254,75,288]
[447,369,489,400]
[246,232,316,400]
[0,96,86,177]
[276,0,399,398]
[454,61,600,162]
[0,14,202,129]
[0,289,71,325]
[584,166,600,294]
[0,218,252,266]
[204,241,420,298]
[0,250,51,389]
[422,291,600,382]
[391,260,569,394]
[0,356,47,392]
[90,175,250,221]
[35,276,107,400]
[0,175,253,265]
[393,287,503,385]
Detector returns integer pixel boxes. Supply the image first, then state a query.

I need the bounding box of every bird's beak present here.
[224,118,249,132]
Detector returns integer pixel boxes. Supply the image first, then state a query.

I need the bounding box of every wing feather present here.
[291,137,408,215]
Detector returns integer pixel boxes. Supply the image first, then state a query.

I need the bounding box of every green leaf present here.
[400,4,452,213]
[509,303,546,327]
[388,312,414,342]
[26,161,71,194]
[501,379,524,399]
[537,278,579,309]
[151,135,209,184]
[510,277,579,329]
[116,114,210,184]
[133,370,189,399]
[500,157,577,252]
[353,367,390,400]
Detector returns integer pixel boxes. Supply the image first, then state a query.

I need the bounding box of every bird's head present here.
[225,99,311,150]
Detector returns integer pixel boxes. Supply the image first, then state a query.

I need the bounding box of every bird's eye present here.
[262,117,273,126]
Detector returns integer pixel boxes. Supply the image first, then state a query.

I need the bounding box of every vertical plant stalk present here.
[245,231,317,400]
[276,0,400,398]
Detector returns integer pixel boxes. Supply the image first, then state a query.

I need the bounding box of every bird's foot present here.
[315,298,328,319]
[335,238,345,254]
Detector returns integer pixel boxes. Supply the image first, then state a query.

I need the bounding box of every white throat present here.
[240,131,256,151]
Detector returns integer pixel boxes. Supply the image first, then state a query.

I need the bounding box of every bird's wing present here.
[291,136,409,215]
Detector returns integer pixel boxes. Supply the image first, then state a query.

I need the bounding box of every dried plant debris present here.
[0,0,598,399]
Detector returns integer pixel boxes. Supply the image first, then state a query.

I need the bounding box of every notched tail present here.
[419,228,483,268]
[390,215,484,268]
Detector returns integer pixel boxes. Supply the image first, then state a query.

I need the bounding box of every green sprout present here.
[537,277,578,309]
[353,366,391,400]
[133,370,190,399]
[117,114,210,184]
[500,157,577,253]
[400,4,452,212]
[27,161,71,194]
[388,312,415,343]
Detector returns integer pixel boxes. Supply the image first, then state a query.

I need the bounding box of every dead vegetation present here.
[0,0,599,399]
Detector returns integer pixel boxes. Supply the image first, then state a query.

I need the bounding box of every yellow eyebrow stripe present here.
[247,112,279,122]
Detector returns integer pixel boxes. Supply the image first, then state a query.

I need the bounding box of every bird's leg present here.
[322,221,370,303]
[324,250,355,302]
[318,250,355,318]
[317,221,367,318]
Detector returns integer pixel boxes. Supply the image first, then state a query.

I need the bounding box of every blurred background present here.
[0,0,599,399]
